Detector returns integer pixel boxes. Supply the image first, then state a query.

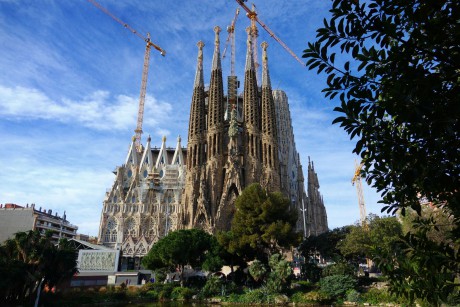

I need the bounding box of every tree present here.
[304,0,459,217]
[373,218,459,305]
[299,226,351,262]
[0,230,77,304]
[249,259,267,283]
[142,229,222,284]
[219,183,301,262]
[303,0,459,304]
[338,215,402,262]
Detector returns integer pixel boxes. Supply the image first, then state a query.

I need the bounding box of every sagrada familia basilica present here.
[98,26,328,270]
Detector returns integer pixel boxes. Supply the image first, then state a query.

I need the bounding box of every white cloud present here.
[0,85,173,131]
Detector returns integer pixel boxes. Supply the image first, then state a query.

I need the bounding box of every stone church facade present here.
[183,27,328,234]
[98,26,328,266]
[98,136,186,270]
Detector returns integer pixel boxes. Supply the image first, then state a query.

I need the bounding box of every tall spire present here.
[187,41,207,169]
[245,27,255,72]
[194,41,205,88]
[211,26,222,71]
[243,26,259,130]
[261,41,277,138]
[188,41,206,141]
[207,26,225,152]
[260,41,279,191]
[261,41,271,88]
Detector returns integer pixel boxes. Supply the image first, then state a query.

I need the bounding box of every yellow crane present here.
[352,160,367,227]
[87,0,166,152]
[235,0,305,67]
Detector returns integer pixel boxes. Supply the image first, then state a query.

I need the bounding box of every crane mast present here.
[235,0,305,66]
[352,160,367,227]
[87,0,166,152]
[223,8,240,76]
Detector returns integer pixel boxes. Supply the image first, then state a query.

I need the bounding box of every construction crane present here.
[235,0,305,66]
[222,8,240,76]
[352,160,367,228]
[87,0,166,152]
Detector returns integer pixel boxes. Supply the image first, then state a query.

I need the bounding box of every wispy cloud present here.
[0,85,173,131]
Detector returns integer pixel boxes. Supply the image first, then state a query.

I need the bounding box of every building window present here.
[104,218,118,242]
[124,218,137,237]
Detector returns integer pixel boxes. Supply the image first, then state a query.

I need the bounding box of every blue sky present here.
[0,0,384,236]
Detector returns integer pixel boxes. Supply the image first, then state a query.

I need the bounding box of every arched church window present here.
[104,218,118,243]
[124,217,137,237]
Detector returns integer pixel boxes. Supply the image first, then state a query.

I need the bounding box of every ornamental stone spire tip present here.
[194,41,205,88]
[212,26,222,71]
[261,41,271,87]
[245,26,254,72]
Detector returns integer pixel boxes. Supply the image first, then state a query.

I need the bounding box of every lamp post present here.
[300,198,308,239]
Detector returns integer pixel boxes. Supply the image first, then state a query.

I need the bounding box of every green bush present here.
[139,282,175,300]
[291,290,332,304]
[319,274,357,299]
[304,291,332,304]
[360,287,397,304]
[243,288,277,303]
[346,289,361,303]
[145,290,159,300]
[223,287,278,304]
[171,286,194,300]
[290,291,309,303]
[322,261,355,277]
[201,275,224,298]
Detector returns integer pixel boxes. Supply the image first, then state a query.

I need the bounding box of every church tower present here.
[184,40,209,230]
[184,26,326,235]
[206,26,226,224]
[260,41,280,192]
[242,28,262,187]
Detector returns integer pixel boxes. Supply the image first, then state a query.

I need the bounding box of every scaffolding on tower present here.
[222,8,241,120]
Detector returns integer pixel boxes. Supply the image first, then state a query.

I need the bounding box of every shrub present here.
[322,261,355,277]
[304,291,331,304]
[319,274,357,299]
[201,275,224,298]
[145,290,159,300]
[171,287,194,300]
[360,287,396,304]
[242,288,273,303]
[346,289,361,303]
[249,259,267,282]
[98,286,107,294]
[158,283,175,300]
[290,291,308,303]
